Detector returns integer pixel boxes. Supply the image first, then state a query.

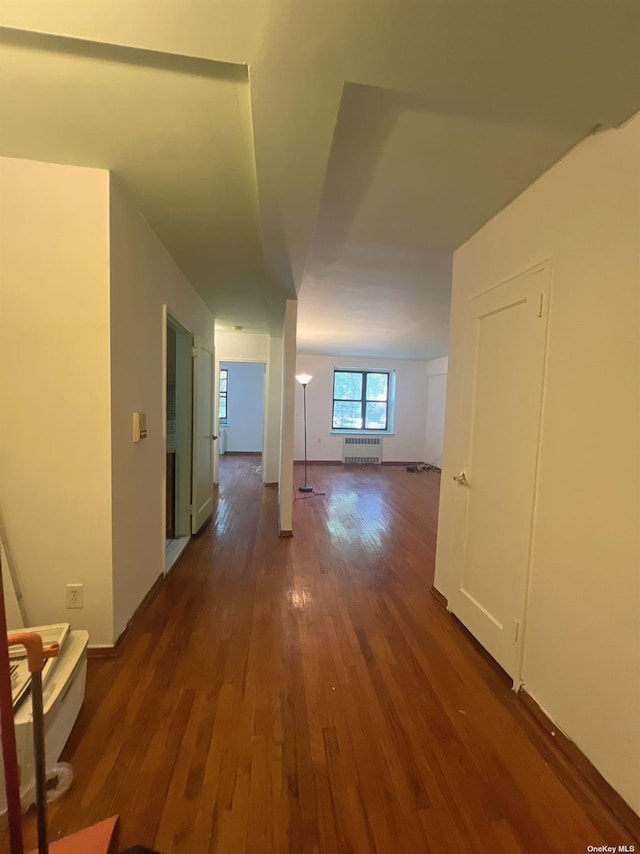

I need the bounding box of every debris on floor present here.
[406,462,437,473]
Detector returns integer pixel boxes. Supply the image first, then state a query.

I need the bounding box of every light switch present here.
[133,412,147,442]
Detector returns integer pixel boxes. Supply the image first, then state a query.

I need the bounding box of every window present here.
[219,368,228,423]
[332,370,390,431]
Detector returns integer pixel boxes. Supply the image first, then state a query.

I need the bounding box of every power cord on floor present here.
[293,483,327,501]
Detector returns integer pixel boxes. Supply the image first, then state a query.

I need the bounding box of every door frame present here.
[213,357,268,486]
[162,307,194,571]
[515,261,553,689]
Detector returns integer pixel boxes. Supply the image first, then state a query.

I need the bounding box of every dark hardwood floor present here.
[4,456,633,852]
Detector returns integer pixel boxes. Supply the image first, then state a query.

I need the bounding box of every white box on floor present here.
[0,629,89,814]
[1,540,89,813]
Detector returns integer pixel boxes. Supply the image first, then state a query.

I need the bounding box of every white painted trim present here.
[278,300,297,533]
[514,258,554,687]
[331,430,396,437]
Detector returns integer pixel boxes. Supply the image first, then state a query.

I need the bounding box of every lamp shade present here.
[295,373,313,386]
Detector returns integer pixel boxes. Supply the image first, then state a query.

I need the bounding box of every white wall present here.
[293,354,429,462]
[109,177,215,642]
[216,331,269,362]
[264,336,283,484]
[220,361,265,452]
[436,116,640,812]
[0,157,114,645]
[278,300,297,534]
[424,357,448,467]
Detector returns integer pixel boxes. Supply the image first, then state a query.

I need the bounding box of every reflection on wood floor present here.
[5,455,630,852]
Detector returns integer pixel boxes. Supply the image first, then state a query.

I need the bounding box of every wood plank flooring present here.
[3,456,633,852]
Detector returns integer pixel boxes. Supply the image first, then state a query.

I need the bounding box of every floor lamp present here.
[295,373,313,492]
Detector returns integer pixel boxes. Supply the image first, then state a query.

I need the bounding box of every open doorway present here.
[216,360,266,490]
[165,313,193,570]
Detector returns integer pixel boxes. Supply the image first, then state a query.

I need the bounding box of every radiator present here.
[342,436,382,464]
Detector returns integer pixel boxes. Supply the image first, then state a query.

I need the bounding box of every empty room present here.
[0,3,638,852]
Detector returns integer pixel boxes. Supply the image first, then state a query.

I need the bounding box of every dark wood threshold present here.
[223,451,261,456]
[264,482,278,488]
[518,688,640,841]
[428,586,640,839]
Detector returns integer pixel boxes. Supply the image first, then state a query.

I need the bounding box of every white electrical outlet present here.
[66,584,84,609]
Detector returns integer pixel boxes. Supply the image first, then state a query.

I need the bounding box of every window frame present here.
[331,369,392,432]
[219,367,228,424]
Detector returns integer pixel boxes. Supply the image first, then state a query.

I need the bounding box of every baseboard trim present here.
[87,569,166,659]
[291,460,442,468]
[431,588,511,677]
[223,451,261,455]
[429,584,638,835]
[87,645,119,659]
[430,586,448,609]
[294,460,341,465]
[277,500,293,538]
[384,461,442,471]
[518,688,640,840]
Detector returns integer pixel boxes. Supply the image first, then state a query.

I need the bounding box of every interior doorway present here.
[165,313,194,571]
[214,360,266,487]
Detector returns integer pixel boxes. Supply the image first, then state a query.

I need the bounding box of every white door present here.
[450,264,549,681]
[212,361,221,487]
[192,336,215,533]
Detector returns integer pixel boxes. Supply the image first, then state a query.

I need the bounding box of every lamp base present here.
[298,485,314,493]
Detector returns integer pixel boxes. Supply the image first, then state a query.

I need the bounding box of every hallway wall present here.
[0,159,216,648]
[109,177,215,643]
[220,361,265,452]
[436,114,640,812]
[0,156,114,644]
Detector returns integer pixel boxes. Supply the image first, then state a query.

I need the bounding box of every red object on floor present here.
[27,816,119,854]
[0,571,24,854]
[2,561,120,854]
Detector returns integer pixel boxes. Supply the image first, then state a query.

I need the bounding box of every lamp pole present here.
[295,374,313,493]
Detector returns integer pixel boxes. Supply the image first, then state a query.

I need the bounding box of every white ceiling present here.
[1,1,639,358]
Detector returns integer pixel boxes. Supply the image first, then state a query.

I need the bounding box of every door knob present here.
[210,435,218,440]
[453,471,469,486]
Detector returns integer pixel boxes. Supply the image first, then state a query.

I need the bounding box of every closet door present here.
[450,264,549,681]
[192,337,215,533]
